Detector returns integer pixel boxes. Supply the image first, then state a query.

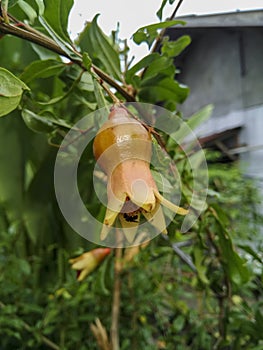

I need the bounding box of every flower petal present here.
[101,187,127,240]
[142,201,168,234]
[153,189,189,216]
[130,179,156,212]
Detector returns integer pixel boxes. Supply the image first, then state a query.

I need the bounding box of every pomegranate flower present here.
[69,248,111,281]
[93,106,188,242]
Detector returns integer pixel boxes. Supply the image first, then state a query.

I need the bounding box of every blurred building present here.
[168,10,263,212]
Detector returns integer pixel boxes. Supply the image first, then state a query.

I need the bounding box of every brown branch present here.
[0,12,171,152]
[110,233,123,350]
[97,77,122,105]
[0,21,67,56]
[92,66,134,102]
[0,17,135,102]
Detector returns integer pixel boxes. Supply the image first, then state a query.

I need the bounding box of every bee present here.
[123,212,139,223]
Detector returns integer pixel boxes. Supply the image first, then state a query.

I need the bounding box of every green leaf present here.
[17,0,37,24]
[143,56,175,80]
[132,20,185,48]
[126,53,160,84]
[212,208,251,285]
[43,0,73,41]
[23,150,59,246]
[77,14,121,81]
[220,234,250,285]
[78,71,94,91]
[0,67,29,117]
[187,105,214,130]
[193,246,209,284]
[9,0,19,7]
[151,170,173,193]
[238,244,263,263]
[161,35,191,58]
[172,105,213,143]
[22,109,55,133]
[39,16,80,61]
[35,0,44,15]
[22,109,72,133]
[20,59,65,84]
[35,69,86,105]
[139,77,189,104]
[0,114,27,221]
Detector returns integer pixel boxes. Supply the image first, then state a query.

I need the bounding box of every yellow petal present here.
[129,179,156,212]
[100,220,113,241]
[153,189,189,216]
[69,253,95,270]
[101,189,126,240]
[142,201,168,234]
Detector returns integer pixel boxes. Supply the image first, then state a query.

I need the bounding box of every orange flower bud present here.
[69,248,111,281]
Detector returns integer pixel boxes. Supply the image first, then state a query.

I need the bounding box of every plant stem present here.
[0,16,135,102]
[207,228,231,344]
[96,77,121,105]
[0,12,169,150]
[110,236,123,350]
[150,0,185,54]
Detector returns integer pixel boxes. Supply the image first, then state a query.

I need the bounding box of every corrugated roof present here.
[175,10,263,28]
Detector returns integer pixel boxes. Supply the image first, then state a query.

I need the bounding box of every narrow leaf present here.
[77,15,121,81]
[172,105,213,143]
[43,0,73,41]
[125,53,160,84]
[17,0,37,24]
[22,109,72,133]
[20,59,65,84]
[39,16,80,61]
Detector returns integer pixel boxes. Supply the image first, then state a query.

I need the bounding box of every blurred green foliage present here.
[0,1,262,349]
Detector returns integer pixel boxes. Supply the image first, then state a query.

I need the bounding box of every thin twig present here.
[110,230,123,350]
[150,0,185,54]
[97,78,121,105]
[161,234,196,272]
